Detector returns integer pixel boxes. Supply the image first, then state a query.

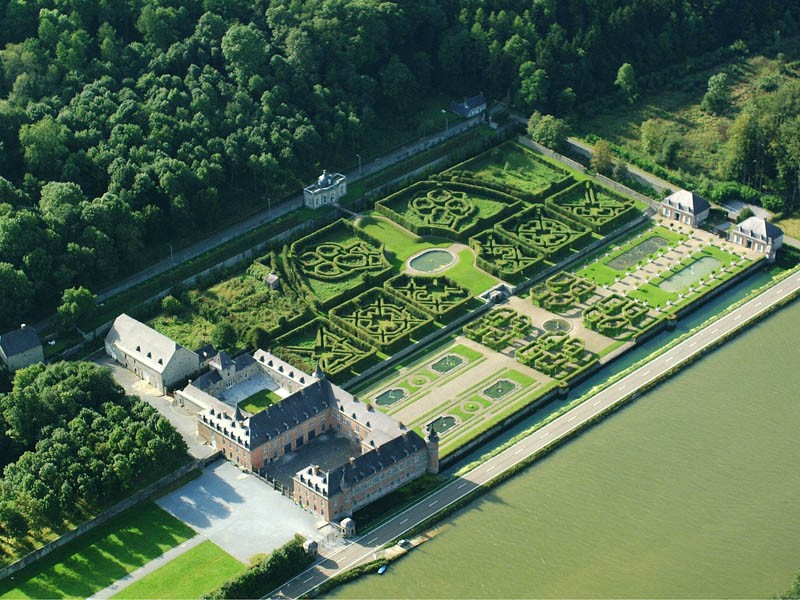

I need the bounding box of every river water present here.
[333,282,800,598]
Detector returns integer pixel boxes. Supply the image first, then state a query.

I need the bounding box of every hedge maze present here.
[516,331,597,379]
[546,181,638,234]
[385,274,471,320]
[463,307,533,351]
[498,205,592,259]
[330,288,434,352]
[583,294,658,338]
[470,229,544,282]
[531,272,597,312]
[376,180,520,240]
[275,319,376,379]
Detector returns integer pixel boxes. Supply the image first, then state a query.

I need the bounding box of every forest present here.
[0,0,798,331]
[0,362,188,556]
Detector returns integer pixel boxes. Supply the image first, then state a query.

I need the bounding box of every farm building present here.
[0,324,44,372]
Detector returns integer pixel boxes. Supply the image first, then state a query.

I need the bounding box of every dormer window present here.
[146,351,152,358]
[136,345,141,352]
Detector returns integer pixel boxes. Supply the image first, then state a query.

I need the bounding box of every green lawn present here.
[457,142,569,194]
[355,213,450,265]
[238,388,281,414]
[0,504,195,599]
[441,248,499,296]
[112,541,244,600]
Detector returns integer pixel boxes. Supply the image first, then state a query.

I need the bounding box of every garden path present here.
[505,297,620,356]
[386,336,552,427]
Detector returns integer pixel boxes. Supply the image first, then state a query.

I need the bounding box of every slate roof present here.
[305,170,345,192]
[105,314,190,374]
[449,93,487,116]
[734,216,783,242]
[322,431,427,497]
[247,380,331,447]
[0,326,41,357]
[663,190,710,215]
[196,344,217,361]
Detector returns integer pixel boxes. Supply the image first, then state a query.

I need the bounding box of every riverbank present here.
[271,265,800,599]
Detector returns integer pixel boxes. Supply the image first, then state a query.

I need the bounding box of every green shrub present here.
[203,535,311,600]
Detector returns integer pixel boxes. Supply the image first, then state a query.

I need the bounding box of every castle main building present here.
[194,350,438,522]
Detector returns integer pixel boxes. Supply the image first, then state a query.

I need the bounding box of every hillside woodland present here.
[0,0,798,330]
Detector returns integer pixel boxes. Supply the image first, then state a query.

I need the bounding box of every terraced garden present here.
[470,229,545,282]
[583,294,658,338]
[498,205,594,259]
[287,219,392,305]
[451,141,572,195]
[463,307,533,351]
[330,288,434,352]
[385,274,472,320]
[275,318,376,380]
[376,180,520,240]
[531,272,597,312]
[546,180,639,234]
[516,331,598,379]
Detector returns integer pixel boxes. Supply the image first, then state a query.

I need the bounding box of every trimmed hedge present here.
[375,180,522,242]
[469,228,546,283]
[463,307,533,351]
[384,274,472,321]
[203,535,311,600]
[498,205,593,260]
[545,180,641,234]
[329,288,436,354]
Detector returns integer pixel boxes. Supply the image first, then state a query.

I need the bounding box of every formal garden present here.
[385,274,473,321]
[463,307,533,351]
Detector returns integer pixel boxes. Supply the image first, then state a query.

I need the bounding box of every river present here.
[332,291,800,598]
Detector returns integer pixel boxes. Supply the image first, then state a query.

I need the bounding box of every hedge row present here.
[497,204,594,261]
[328,287,436,354]
[203,535,312,600]
[469,228,546,283]
[545,180,641,235]
[383,273,472,321]
[376,180,522,242]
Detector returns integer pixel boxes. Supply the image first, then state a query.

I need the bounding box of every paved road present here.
[94,117,481,305]
[269,268,800,599]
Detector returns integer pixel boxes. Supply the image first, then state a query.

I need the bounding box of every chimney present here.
[349,457,356,467]
[20,323,26,329]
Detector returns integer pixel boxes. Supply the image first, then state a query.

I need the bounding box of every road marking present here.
[515,448,523,455]
[540,431,549,437]
[711,328,719,334]
[368,537,378,544]
[755,302,762,308]
[486,465,496,472]
[400,518,408,524]
[457,483,467,490]
[734,313,742,320]
[689,341,696,348]
[665,356,673,363]
[303,576,314,583]
[642,370,650,377]
[567,415,576,422]
[619,384,626,391]
[429,500,439,507]
[593,400,601,407]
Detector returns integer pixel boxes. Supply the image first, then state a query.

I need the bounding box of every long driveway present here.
[269,269,800,599]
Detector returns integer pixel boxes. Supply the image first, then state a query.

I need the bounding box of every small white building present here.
[729,216,783,261]
[0,325,44,372]
[105,314,200,393]
[449,93,487,118]
[304,170,347,209]
[661,190,710,227]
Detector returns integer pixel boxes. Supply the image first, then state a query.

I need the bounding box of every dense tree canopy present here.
[0,0,796,330]
[0,362,187,549]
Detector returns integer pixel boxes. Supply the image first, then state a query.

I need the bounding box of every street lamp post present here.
[168,243,174,264]
[441,109,449,132]
[356,153,362,176]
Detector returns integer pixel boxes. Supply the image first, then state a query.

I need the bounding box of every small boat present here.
[377,565,388,575]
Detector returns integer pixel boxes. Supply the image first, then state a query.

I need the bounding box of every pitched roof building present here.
[105,314,200,392]
[449,93,487,118]
[195,351,438,523]
[729,216,783,261]
[0,325,44,372]
[661,190,711,227]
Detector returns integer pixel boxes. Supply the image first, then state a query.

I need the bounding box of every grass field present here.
[0,504,195,599]
[112,541,244,600]
[442,248,499,296]
[238,388,281,414]
[457,142,569,194]
[355,213,450,265]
